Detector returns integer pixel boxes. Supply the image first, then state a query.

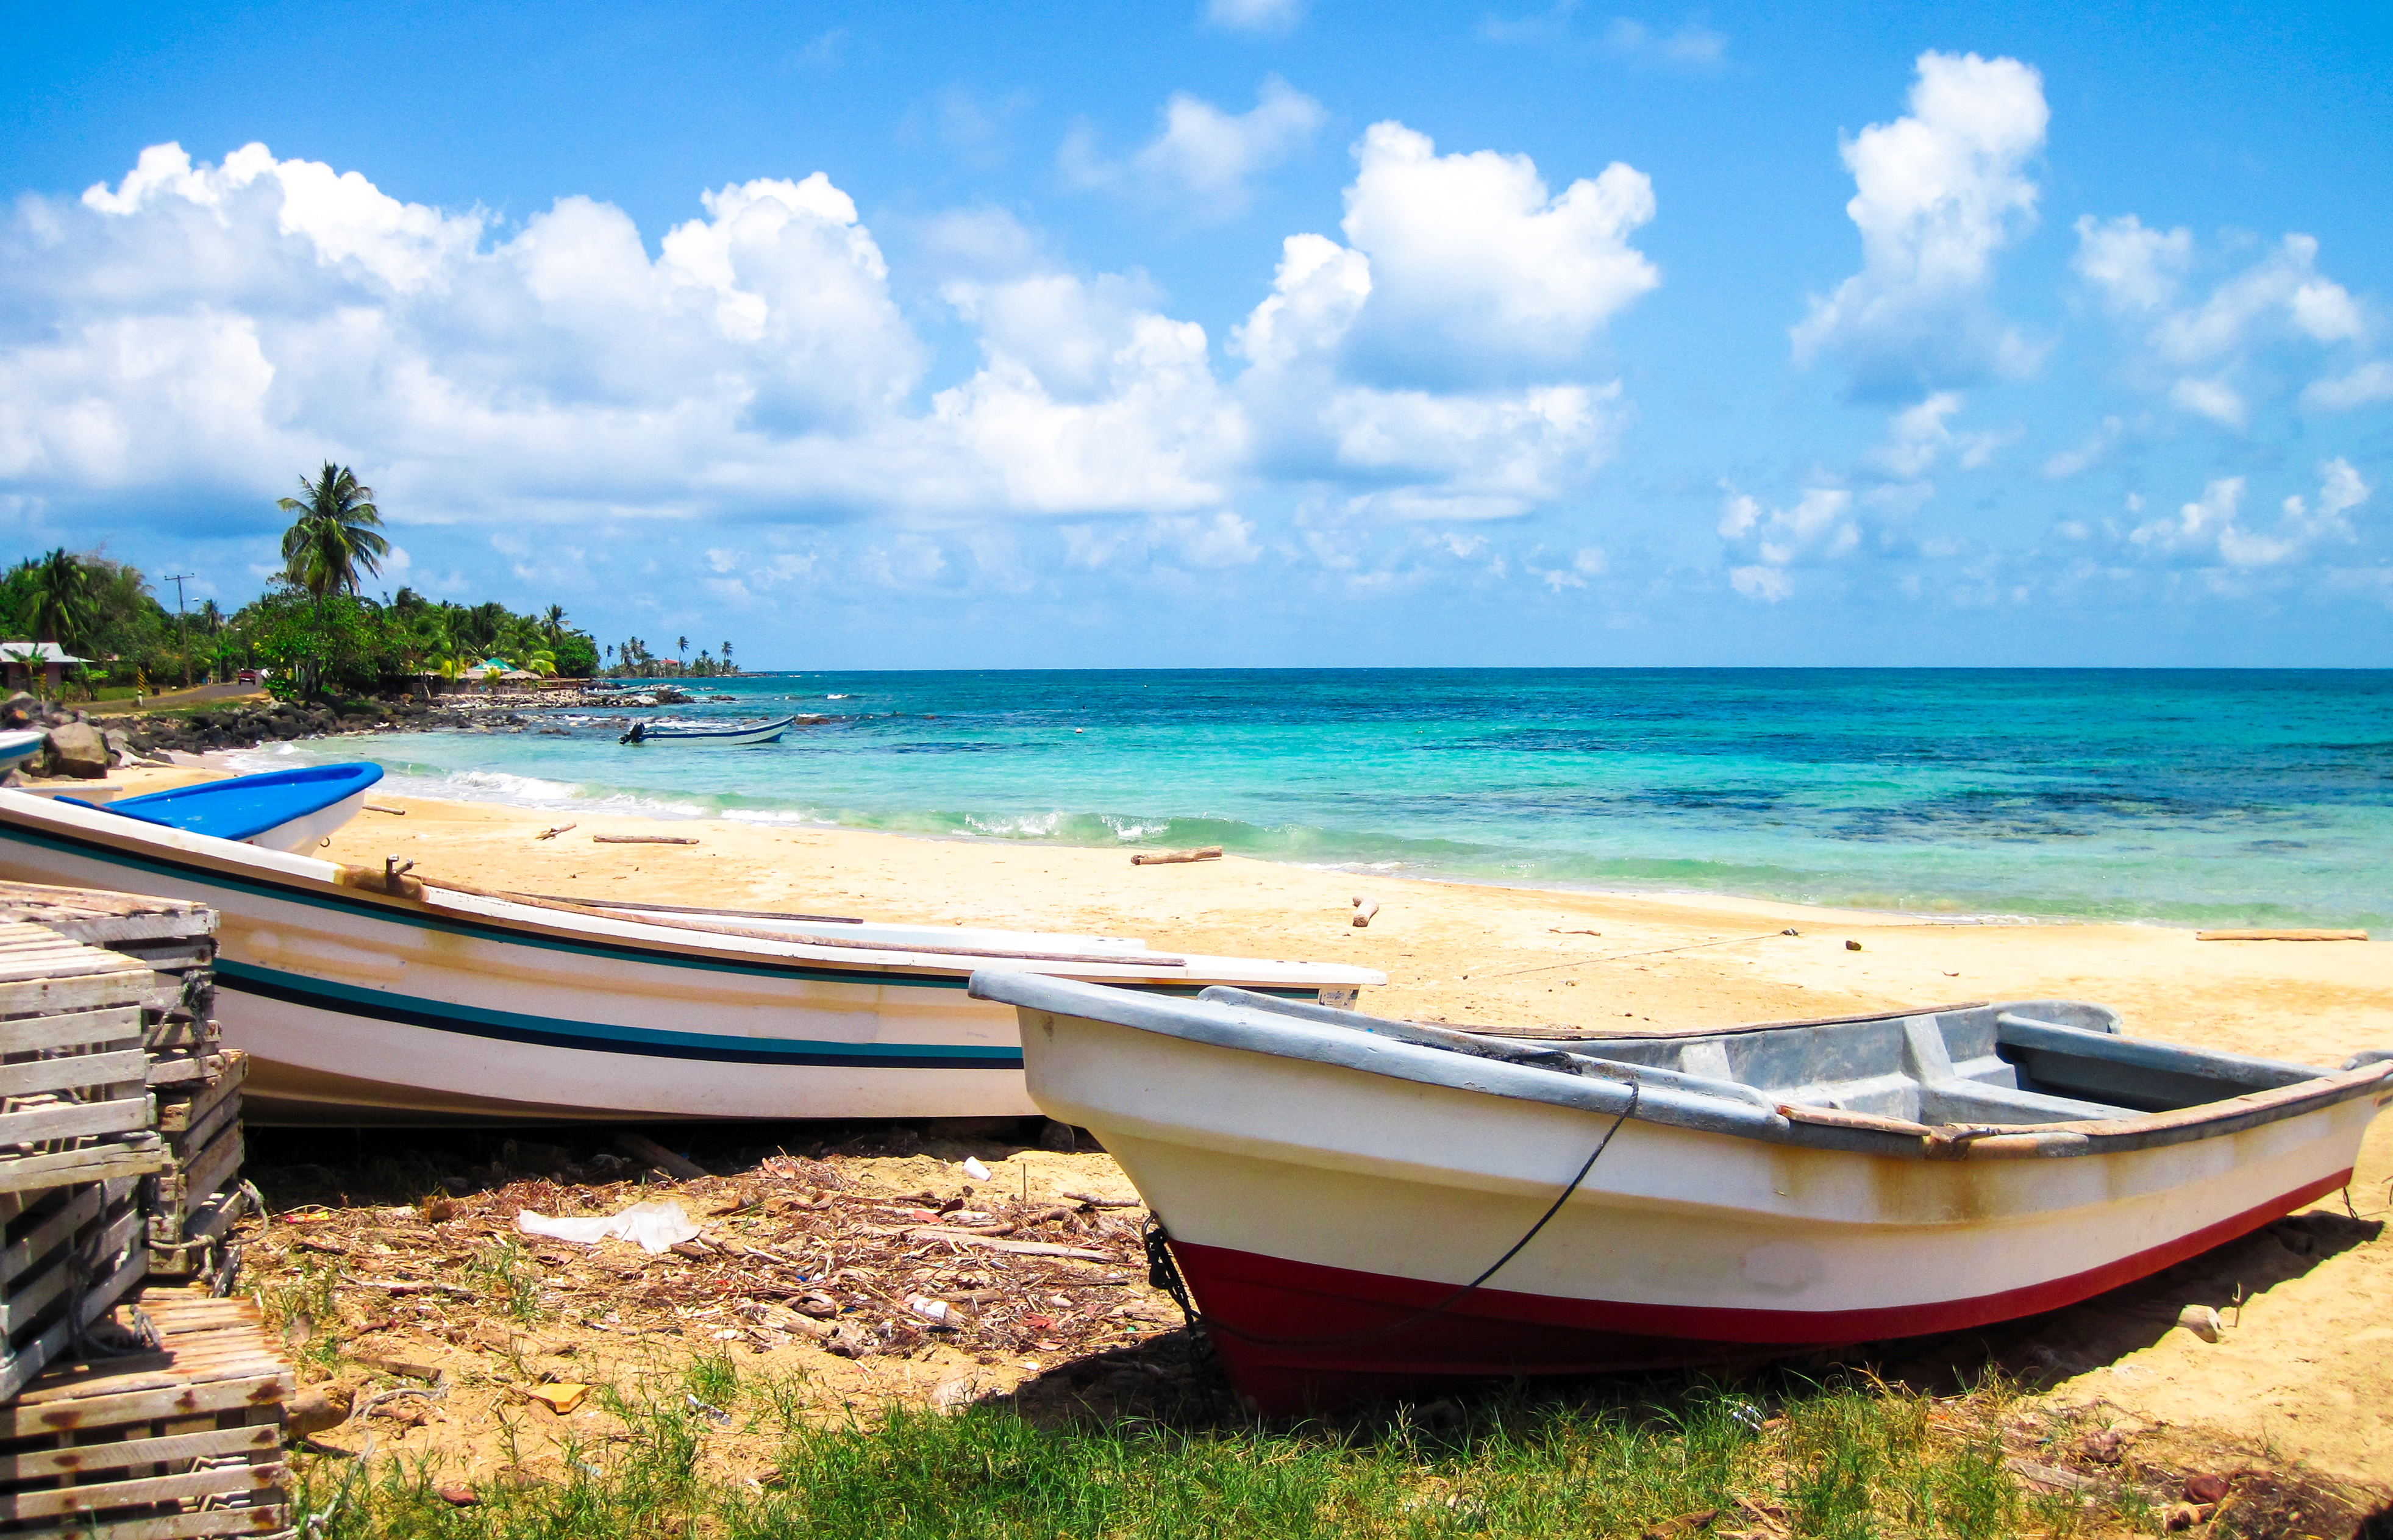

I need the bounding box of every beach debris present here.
[516,1199,700,1253]
[1845,939,1864,951]
[908,1296,954,1324]
[616,1130,709,1180]
[2005,1458,2101,1494]
[537,822,577,839]
[2184,1474,2231,1505]
[438,1484,481,1507]
[1550,928,1602,936]
[1353,897,1379,927]
[961,1155,993,1181]
[285,1383,356,1439]
[1040,1120,1079,1152]
[364,802,407,815]
[518,1381,592,1415]
[2177,1303,2225,1342]
[2195,929,2368,941]
[594,834,699,845]
[1064,1192,1142,1208]
[1130,846,1222,866]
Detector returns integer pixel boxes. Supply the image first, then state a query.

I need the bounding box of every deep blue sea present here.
[254,670,2393,930]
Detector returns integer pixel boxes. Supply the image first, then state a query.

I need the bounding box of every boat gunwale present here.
[969,971,2393,1161]
[0,794,1381,993]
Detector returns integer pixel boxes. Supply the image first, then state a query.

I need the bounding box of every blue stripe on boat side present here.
[216,959,1027,1069]
[0,816,1325,1000]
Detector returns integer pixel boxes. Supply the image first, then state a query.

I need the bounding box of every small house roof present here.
[0,641,85,665]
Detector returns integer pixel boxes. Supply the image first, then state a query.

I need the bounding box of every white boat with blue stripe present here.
[0,790,1380,1125]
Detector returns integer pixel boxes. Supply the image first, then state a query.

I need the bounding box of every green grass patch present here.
[290,1370,2163,1540]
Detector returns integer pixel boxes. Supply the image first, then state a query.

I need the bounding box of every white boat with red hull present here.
[968,972,2393,1413]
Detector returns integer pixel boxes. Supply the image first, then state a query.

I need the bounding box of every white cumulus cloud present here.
[2125,460,2370,568]
[1338,120,1659,384]
[1063,78,1327,222]
[1792,51,2049,396]
[2074,218,2377,429]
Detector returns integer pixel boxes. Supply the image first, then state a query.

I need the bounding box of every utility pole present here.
[163,574,196,688]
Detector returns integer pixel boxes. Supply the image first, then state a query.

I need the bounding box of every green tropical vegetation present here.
[1,463,740,700]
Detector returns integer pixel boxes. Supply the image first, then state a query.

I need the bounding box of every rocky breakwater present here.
[103,696,468,760]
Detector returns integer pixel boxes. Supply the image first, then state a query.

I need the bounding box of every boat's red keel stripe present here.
[1171,1169,2350,1413]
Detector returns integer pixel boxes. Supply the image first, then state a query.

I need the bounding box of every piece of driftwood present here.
[363,802,407,815]
[1130,846,1222,866]
[1352,898,1379,928]
[535,824,576,840]
[615,1132,707,1182]
[2195,929,2368,942]
[593,835,697,846]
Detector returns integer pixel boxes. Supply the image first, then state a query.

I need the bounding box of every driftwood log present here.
[1352,897,1379,928]
[593,835,698,846]
[1130,846,1222,866]
[2195,929,2368,942]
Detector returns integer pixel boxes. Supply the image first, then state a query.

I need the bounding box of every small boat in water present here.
[969,972,2393,1412]
[620,716,794,746]
[62,763,383,854]
[0,791,1379,1124]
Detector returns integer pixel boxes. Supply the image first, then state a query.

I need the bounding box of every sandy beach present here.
[109,764,2393,1478]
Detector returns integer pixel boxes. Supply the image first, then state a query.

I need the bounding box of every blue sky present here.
[3,1,2389,666]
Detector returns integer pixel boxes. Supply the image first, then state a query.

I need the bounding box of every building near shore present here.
[0,641,84,693]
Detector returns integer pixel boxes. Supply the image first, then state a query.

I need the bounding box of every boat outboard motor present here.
[618,721,645,745]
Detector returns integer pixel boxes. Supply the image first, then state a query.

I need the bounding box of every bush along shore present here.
[4,682,702,777]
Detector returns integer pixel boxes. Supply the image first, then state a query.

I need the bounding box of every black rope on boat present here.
[1144,1077,1640,1351]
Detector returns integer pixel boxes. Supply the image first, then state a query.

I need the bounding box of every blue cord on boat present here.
[1144,1077,1641,1351]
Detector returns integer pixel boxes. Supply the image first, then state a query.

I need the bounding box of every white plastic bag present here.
[516,1200,699,1255]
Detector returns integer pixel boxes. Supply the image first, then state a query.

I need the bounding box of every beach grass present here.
[288,1362,2221,1540]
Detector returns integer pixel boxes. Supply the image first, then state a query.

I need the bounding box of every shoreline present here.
[192,733,2378,936]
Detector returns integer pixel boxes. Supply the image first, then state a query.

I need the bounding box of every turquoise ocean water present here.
[253,670,2393,930]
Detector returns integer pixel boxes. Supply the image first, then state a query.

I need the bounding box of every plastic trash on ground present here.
[516,1200,699,1254]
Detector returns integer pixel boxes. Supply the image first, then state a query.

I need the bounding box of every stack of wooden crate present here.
[0,1289,292,1536]
[0,886,294,1535]
[0,921,165,1403]
[0,885,250,1288]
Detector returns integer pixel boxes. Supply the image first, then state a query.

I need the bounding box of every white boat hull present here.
[0,796,1379,1125]
[986,977,2391,1411]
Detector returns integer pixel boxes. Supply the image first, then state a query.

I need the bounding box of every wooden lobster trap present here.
[0,1289,290,1538]
[0,890,247,1287]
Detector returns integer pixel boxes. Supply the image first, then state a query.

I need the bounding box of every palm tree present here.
[676,635,688,674]
[30,548,95,653]
[541,605,568,645]
[277,463,390,601]
[721,640,733,675]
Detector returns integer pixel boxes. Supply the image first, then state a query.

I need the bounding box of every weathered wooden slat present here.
[143,1053,224,1089]
[0,1367,287,1435]
[0,1096,151,1147]
[0,1048,151,1100]
[1,1207,142,1336]
[0,1140,165,1197]
[155,1054,245,1136]
[2,1501,288,1540]
[0,974,151,1018]
[0,1422,274,1481]
[0,1007,144,1056]
[0,1460,286,1520]
[0,1186,102,1285]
